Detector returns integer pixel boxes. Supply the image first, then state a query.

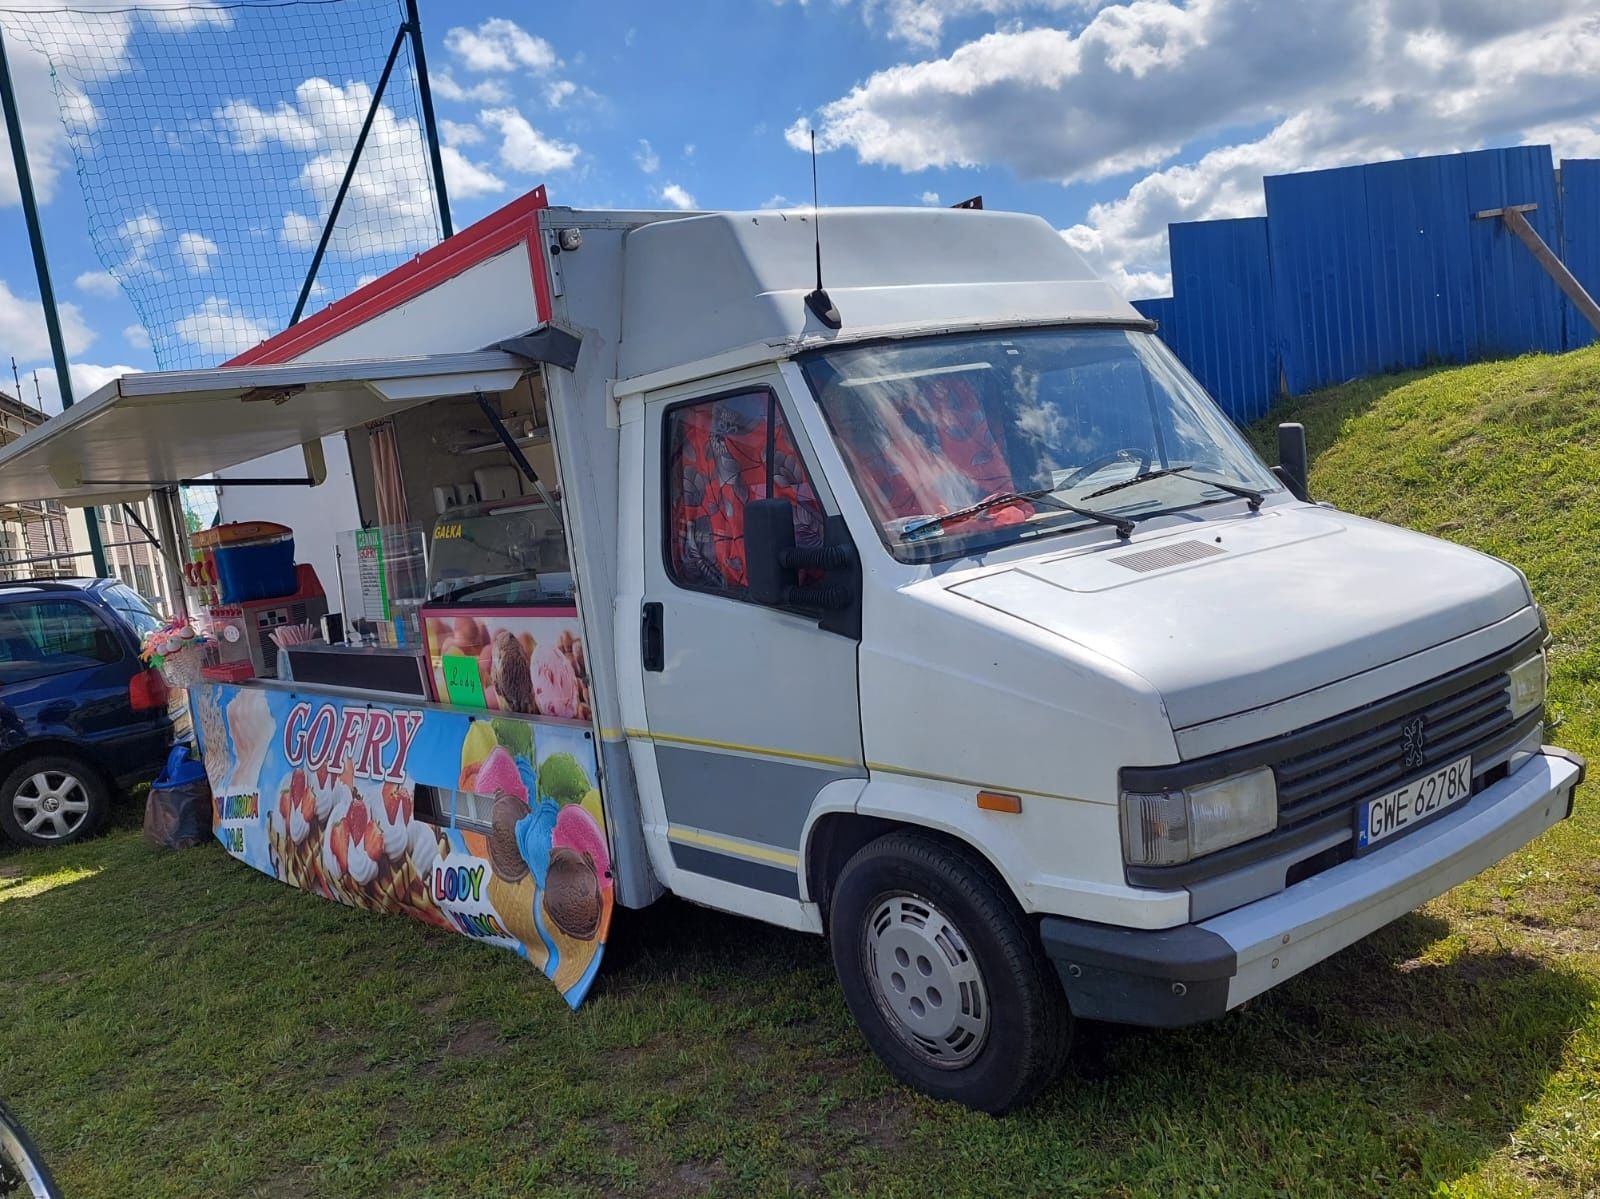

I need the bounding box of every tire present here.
[0,1101,62,1199]
[0,754,109,848]
[828,830,1071,1114]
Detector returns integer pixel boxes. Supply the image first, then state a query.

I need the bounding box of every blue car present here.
[0,579,177,847]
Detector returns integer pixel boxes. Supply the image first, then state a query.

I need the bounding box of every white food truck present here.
[0,188,1581,1113]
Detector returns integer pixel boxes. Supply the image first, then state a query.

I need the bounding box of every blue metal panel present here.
[1560,159,1600,350]
[1166,218,1277,423]
[1360,154,1476,372]
[1266,164,1378,394]
[1132,296,1175,339]
[1464,145,1564,357]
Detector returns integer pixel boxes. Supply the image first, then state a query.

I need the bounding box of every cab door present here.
[636,372,864,911]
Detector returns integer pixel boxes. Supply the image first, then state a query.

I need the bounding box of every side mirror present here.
[1274,422,1311,502]
[745,498,795,606]
[744,498,858,612]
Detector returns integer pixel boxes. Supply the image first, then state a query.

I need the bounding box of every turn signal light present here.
[976,790,1022,814]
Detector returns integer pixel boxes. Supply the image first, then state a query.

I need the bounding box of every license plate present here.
[1357,754,1473,851]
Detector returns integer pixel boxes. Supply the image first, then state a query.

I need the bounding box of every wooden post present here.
[1474,202,1600,337]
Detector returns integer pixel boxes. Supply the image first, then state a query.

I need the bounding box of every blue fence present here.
[1133,145,1599,422]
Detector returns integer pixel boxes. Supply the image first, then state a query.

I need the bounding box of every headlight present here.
[1509,651,1546,719]
[1121,767,1277,867]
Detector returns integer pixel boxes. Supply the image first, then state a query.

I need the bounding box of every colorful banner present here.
[190,681,611,1007]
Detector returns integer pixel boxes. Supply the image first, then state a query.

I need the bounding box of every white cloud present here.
[177,231,219,274]
[0,14,136,206]
[31,362,140,416]
[76,270,121,298]
[432,73,511,104]
[445,18,559,73]
[777,0,1109,49]
[792,0,1600,296]
[215,97,319,153]
[920,190,941,204]
[441,145,507,199]
[439,118,484,147]
[124,324,152,352]
[174,297,270,358]
[139,3,233,33]
[221,78,450,259]
[544,80,578,108]
[761,194,791,209]
[479,107,579,174]
[0,277,96,361]
[281,212,319,251]
[659,183,697,210]
[634,139,660,174]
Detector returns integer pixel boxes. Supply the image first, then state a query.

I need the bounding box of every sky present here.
[1,0,1599,413]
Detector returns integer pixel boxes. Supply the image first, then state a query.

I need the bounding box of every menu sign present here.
[354,527,389,622]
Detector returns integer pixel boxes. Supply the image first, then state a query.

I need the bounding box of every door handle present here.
[641,602,664,672]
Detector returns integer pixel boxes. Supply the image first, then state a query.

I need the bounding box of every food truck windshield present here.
[426,500,572,606]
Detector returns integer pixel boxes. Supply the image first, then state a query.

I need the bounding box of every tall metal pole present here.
[406,0,452,239]
[290,21,408,324]
[0,25,108,577]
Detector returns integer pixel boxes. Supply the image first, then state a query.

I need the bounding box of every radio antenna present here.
[804,129,842,329]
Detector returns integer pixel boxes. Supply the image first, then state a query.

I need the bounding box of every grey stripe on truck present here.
[654,743,862,852]
[670,842,800,898]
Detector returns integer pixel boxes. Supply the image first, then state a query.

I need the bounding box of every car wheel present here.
[828,830,1072,1114]
[0,755,109,848]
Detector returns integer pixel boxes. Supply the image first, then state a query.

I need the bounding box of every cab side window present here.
[664,388,825,597]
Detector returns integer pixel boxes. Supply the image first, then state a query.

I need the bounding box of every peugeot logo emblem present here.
[1400,715,1428,770]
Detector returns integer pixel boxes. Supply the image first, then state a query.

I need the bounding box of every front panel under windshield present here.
[800,327,1279,562]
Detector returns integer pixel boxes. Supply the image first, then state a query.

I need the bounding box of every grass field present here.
[5,347,1600,1198]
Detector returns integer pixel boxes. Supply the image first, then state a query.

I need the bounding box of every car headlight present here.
[1509,651,1546,719]
[1121,767,1277,866]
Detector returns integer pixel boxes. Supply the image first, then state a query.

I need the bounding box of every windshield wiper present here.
[903,488,1135,541]
[1085,465,1263,510]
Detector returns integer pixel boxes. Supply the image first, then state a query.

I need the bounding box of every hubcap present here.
[12,771,90,841]
[861,892,989,1069]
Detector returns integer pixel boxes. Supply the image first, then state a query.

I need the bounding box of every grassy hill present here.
[2,349,1599,1198]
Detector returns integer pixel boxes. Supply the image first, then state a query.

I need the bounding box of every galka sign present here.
[281,701,424,784]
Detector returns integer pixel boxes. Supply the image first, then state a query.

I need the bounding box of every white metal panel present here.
[950,507,1530,729]
[619,207,1140,380]
[292,246,541,363]
[0,351,528,505]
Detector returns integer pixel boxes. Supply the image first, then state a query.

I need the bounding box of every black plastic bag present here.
[143,745,212,850]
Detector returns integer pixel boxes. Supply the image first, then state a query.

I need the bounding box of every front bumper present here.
[1040,747,1584,1027]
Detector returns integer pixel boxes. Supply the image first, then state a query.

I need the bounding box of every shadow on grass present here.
[604,896,1593,1192]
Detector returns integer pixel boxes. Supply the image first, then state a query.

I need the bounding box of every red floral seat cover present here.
[667,391,826,591]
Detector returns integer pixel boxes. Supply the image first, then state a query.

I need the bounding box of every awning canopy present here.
[0,351,529,506]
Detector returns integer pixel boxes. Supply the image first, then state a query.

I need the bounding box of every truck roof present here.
[616,205,1141,380]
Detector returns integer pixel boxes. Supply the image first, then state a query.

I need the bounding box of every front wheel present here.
[828,830,1071,1113]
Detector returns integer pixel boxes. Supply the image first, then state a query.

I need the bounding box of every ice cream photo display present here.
[422,609,592,720]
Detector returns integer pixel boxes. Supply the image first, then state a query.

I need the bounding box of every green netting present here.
[0,0,444,369]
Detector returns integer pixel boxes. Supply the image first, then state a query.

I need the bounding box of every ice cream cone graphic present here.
[541,846,605,991]
[486,871,548,969]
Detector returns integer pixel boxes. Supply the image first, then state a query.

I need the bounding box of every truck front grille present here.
[1120,629,1543,899]
[1273,671,1514,833]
